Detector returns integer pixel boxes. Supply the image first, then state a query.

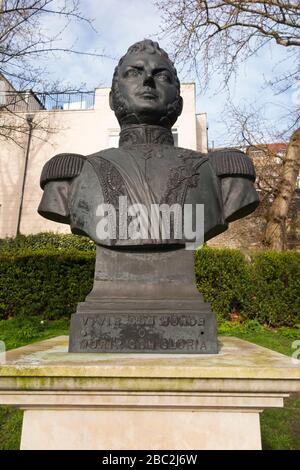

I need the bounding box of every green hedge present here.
[0,249,95,320]
[195,247,252,321]
[195,247,300,326]
[0,234,299,326]
[0,233,96,253]
[244,251,300,326]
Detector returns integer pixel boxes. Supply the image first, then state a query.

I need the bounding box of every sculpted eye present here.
[156,71,172,82]
[125,68,142,78]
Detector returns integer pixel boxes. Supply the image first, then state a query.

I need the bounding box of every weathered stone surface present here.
[19,408,262,450]
[1,336,300,449]
[1,336,300,389]
[69,246,218,353]
[69,311,217,354]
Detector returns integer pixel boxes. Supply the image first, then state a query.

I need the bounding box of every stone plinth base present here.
[20,407,262,450]
[0,336,300,450]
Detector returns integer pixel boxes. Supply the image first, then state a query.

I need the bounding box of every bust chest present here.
[70,145,226,245]
[88,145,209,206]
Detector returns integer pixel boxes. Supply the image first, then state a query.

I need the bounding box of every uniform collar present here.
[119,124,174,147]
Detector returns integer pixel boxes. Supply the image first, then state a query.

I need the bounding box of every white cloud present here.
[196,43,294,146]
[38,0,164,88]
[20,0,295,147]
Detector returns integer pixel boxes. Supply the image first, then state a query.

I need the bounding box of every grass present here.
[218,320,300,356]
[0,318,299,450]
[218,320,300,450]
[0,317,69,450]
[0,317,69,350]
[0,406,23,450]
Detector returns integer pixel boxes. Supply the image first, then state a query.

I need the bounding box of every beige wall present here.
[0,131,26,237]
[0,74,43,112]
[0,83,207,238]
[196,113,208,153]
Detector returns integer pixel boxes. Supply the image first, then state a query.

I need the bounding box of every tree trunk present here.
[263,127,300,250]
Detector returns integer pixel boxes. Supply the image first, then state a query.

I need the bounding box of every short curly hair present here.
[110,40,182,128]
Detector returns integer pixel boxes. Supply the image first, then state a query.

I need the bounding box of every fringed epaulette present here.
[40,153,86,189]
[208,148,256,181]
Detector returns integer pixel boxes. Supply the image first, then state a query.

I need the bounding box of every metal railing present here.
[0,91,95,112]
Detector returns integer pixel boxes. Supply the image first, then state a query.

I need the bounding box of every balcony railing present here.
[0,91,95,112]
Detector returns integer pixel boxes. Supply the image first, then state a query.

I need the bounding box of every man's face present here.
[112,51,180,124]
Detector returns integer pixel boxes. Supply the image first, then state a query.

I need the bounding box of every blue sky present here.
[39,0,294,147]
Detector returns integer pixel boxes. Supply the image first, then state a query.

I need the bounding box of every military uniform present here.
[38,125,258,246]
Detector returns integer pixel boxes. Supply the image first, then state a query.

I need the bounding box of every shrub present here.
[0,233,96,253]
[245,251,300,326]
[0,235,299,326]
[195,246,252,321]
[0,249,95,320]
[195,246,300,326]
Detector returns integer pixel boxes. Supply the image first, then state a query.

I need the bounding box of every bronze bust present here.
[38,40,259,353]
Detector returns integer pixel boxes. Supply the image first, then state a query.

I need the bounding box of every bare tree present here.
[225,101,300,250]
[156,0,300,250]
[156,1,299,87]
[264,127,300,249]
[0,0,97,87]
[224,102,284,197]
[0,0,103,144]
[223,101,299,249]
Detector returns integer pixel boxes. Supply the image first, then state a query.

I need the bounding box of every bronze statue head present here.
[110,40,183,129]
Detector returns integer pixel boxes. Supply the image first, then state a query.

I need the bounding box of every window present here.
[172,128,178,146]
[108,130,120,147]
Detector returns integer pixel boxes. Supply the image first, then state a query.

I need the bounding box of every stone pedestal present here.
[0,336,300,450]
[69,246,218,353]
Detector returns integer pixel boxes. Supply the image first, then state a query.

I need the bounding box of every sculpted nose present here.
[143,74,155,88]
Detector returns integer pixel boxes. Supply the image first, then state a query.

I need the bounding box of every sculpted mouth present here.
[138,92,158,100]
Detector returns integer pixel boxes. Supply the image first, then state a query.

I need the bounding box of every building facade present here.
[0,82,208,239]
[2,77,298,250]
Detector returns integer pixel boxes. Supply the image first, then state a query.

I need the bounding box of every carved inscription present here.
[77,313,208,352]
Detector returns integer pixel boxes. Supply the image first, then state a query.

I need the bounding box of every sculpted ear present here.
[109,91,114,111]
[177,96,183,116]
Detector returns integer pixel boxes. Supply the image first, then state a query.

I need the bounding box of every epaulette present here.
[208,148,256,181]
[40,153,86,189]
